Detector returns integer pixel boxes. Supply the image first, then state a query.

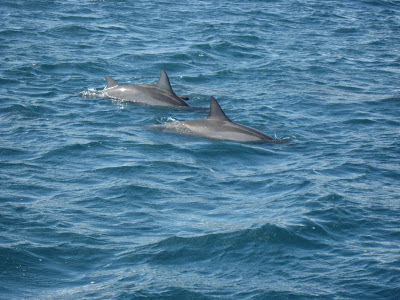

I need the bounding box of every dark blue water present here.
[1,0,400,298]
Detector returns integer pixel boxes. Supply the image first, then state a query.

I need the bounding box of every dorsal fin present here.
[105,76,119,88]
[206,97,231,121]
[156,69,173,93]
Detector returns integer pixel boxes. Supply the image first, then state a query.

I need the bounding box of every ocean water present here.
[1,0,400,298]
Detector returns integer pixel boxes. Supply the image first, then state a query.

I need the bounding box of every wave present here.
[117,222,330,267]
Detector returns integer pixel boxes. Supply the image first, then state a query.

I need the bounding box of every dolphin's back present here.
[183,119,273,142]
[103,70,189,107]
[183,97,274,141]
[104,84,188,107]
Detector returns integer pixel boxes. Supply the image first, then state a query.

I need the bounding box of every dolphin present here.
[103,70,189,107]
[150,97,287,143]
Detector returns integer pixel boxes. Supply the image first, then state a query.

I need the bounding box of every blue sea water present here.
[1,0,400,298]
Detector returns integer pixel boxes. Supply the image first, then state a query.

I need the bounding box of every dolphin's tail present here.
[105,76,119,88]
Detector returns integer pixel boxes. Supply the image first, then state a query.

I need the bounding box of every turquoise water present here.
[1,0,400,298]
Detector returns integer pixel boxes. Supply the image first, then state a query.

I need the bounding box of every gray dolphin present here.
[150,97,286,143]
[103,70,189,107]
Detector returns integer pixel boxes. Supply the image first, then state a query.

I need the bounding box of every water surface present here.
[1,0,399,298]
